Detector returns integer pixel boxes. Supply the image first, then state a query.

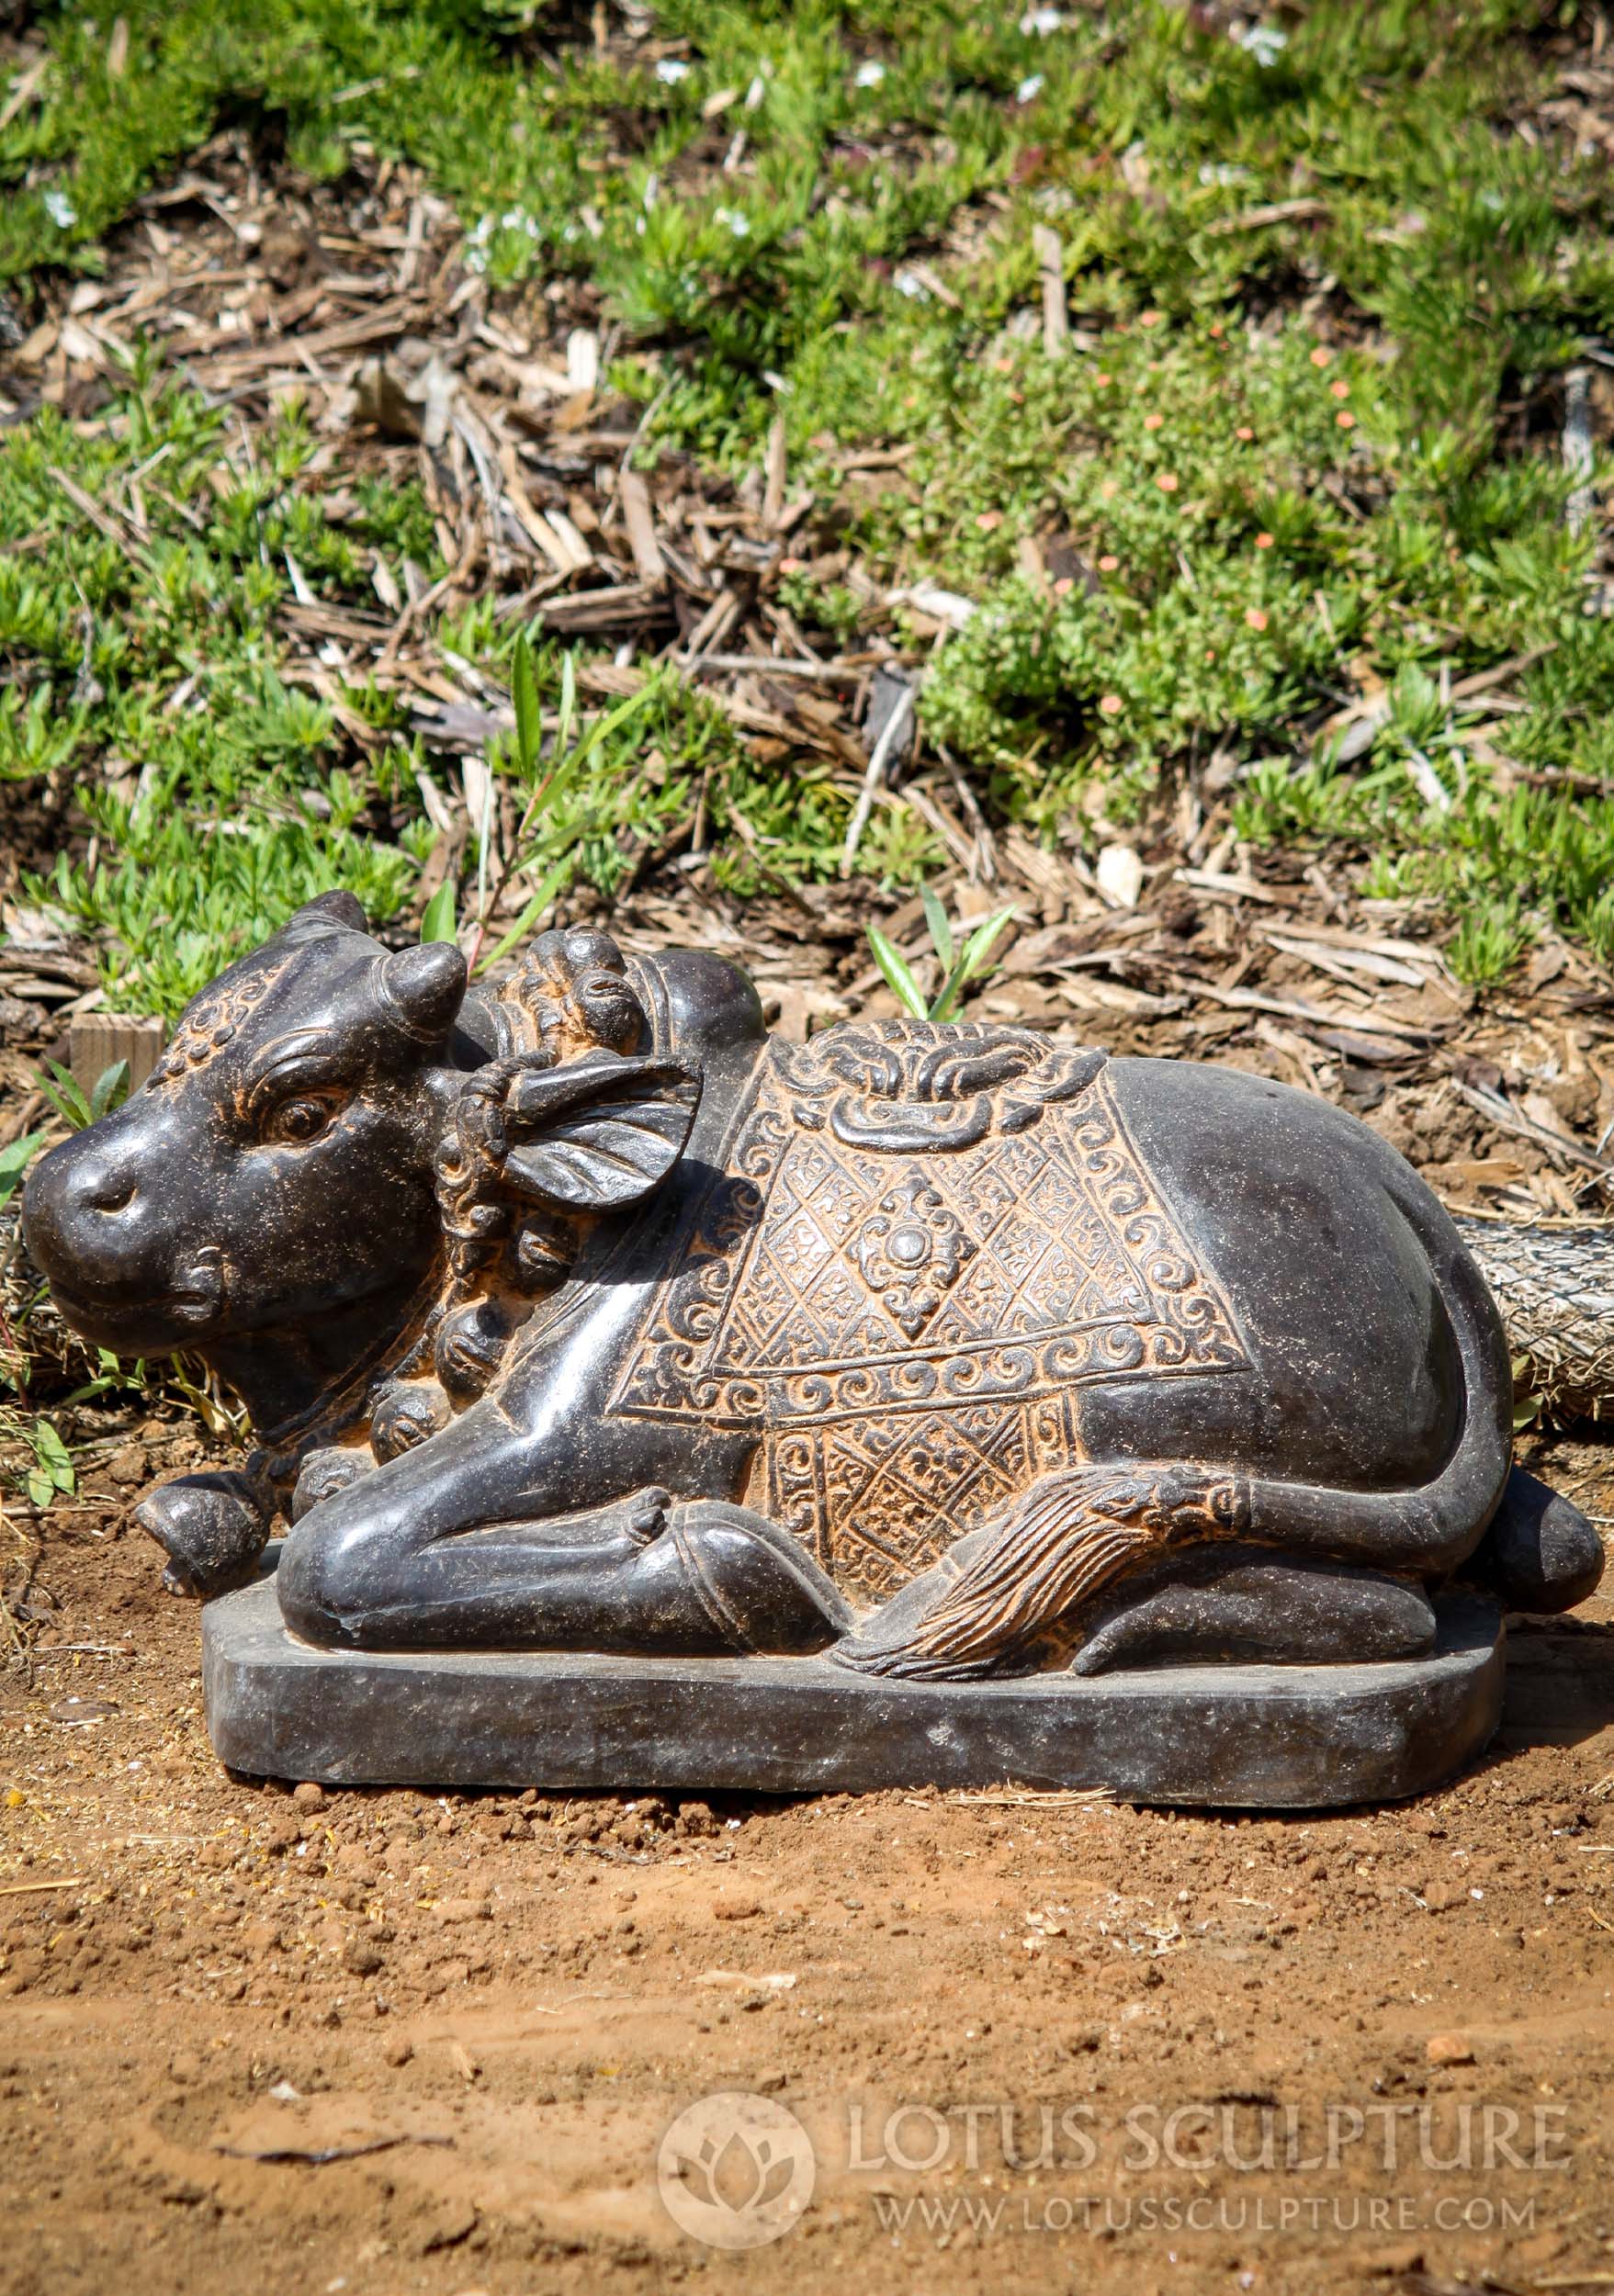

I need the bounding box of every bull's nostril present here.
[86,1174,137,1214]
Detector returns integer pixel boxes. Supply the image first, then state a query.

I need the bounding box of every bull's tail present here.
[837,1189,1516,1683]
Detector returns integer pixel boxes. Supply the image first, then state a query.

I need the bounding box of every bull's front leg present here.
[275,1337,848,1657]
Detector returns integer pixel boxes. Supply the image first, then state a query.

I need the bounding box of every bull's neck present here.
[203,1272,431,1449]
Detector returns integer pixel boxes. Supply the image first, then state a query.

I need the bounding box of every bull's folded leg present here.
[277,1412,850,1654]
[1066,1544,1436,1675]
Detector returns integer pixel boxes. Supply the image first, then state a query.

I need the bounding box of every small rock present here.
[1096,842,1144,909]
[419,2200,477,2255]
[435,1896,492,1925]
[291,1783,325,1812]
[1426,2032,1474,2067]
[167,2048,203,2085]
[382,2034,414,2067]
[713,1896,762,1922]
[344,1935,385,1977]
[1362,2242,1424,2277]
[106,1445,149,1489]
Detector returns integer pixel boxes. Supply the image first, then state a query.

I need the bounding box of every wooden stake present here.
[1032,225,1068,357]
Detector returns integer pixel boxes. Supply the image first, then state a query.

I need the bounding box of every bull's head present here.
[22,893,475,1374]
[22,893,699,1421]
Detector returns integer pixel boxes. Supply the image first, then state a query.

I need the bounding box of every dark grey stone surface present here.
[203,1559,1505,1809]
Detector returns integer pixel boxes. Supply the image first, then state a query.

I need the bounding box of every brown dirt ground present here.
[5,1413,1614,2296]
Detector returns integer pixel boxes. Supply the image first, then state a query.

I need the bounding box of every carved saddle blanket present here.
[611,1022,1249,1605]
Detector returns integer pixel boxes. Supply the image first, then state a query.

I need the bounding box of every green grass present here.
[3,0,1614,1009]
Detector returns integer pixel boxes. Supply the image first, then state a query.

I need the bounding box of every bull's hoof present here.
[134,1472,271,1600]
[649,1503,853,1655]
[1465,1465,1605,1614]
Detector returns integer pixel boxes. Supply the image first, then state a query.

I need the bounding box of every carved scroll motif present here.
[612,1025,1249,1605]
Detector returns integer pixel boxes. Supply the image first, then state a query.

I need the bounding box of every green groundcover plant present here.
[0,0,1610,1009]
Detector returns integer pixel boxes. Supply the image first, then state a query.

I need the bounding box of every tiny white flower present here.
[854,61,885,86]
[43,187,77,230]
[1233,23,1287,66]
[1021,6,1066,34]
[655,57,691,84]
[893,266,931,300]
[1017,73,1044,103]
[714,207,751,237]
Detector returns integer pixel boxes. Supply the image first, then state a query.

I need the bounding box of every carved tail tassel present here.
[835,1463,1251,1682]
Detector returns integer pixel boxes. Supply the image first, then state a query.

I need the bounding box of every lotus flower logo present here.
[657,2090,816,2249]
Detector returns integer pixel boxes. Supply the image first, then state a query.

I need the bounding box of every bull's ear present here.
[378,941,467,1043]
[499,1052,701,1213]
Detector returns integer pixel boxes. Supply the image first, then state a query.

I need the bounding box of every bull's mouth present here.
[167,1252,228,1325]
[48,1252,227,1341]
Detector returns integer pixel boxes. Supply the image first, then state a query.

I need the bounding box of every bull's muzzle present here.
[21,1118,211,1350]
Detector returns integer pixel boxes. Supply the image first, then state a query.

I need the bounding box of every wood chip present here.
[1203,196,1328,237]
[618,468,667,585]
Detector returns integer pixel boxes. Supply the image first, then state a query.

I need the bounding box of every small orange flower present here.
[1255,532,1274,549]
[1245,607,1269,632]
[1330,378,1349,400]
[1140,309,1163,328]
[1144,411,1164,431]
[976,510,1002,532]
[1053,575,1075,596]
[779,557,806,576]
[1156,472,1179,493]
[1236,424,1255,443]
[1097,553,1120,571]
[991,355,1013,374]
[1310,345,1333,368]
[1337,411,1356,430]
[1098,692,1123,716]
[1100,479,1118,501]
[1094,370,1113,387]
[1209,321,1225,339]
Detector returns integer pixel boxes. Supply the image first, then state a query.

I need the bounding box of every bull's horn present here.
[378,941,468,1042]
[284,889,368,939]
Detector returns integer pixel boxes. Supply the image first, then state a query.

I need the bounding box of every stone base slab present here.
[201,1561,1505,1810]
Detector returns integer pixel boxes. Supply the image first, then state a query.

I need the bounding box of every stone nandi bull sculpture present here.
[21,893,1602,1797]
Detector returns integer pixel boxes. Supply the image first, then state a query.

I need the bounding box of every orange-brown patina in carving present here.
[612,1023,1249,1605]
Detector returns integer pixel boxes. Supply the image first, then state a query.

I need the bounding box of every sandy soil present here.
[4,1414,1614,2296]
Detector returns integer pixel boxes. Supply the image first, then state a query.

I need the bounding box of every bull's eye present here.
[265,1095,338,1146]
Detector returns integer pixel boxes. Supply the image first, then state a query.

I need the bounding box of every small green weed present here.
[33,1058,130,1132]
[867,885,1018,1023]
[16,1415,74,1512]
